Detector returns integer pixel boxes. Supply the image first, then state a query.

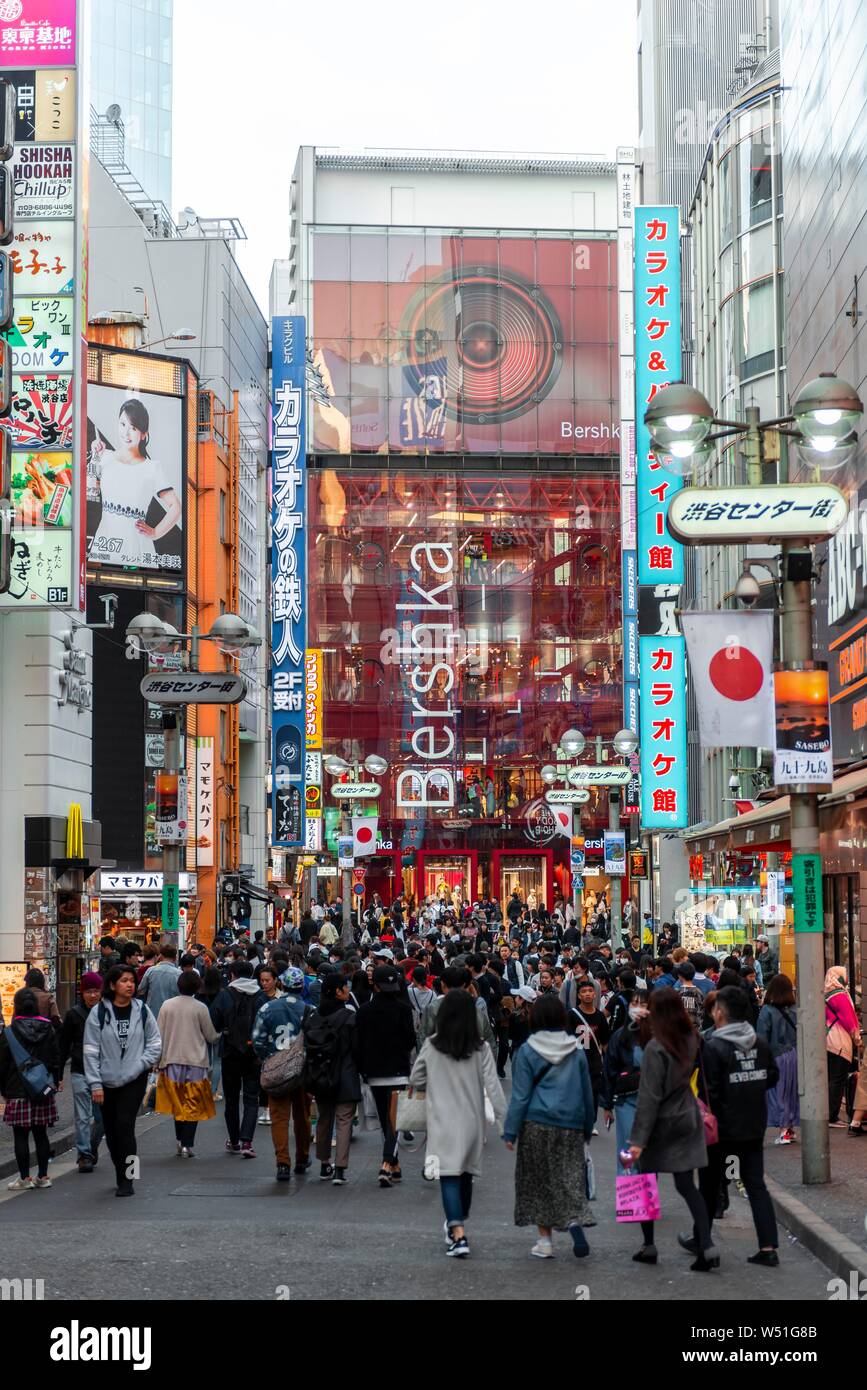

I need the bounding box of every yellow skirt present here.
[155,1074,216,1122]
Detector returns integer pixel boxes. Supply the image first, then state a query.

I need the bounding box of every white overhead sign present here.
[332,782,381,799]
[99,872,197,895]
[667,484,847,544]
[140,672,247,705]
[567,766,631,786]
[544,789,592,805]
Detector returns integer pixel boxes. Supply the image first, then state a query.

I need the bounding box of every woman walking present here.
[356,964,416,1186]
[602,993,649,1178]
[502,995,595,1260]
[410,989,506,1257]
[757,975,799,1144]
[83,965,162,1196]
[0,988,62,1189]
[627,987,714,1271]
[155,971,219,1157]
[308,973,362,1184]
[197,965,224,1101]
[825,966,861,1128]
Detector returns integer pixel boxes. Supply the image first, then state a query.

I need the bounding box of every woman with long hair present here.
[602,991,652,1178]
[627,986,714,1270]
[89,397,182,569]
[154,971,219,1158]
[825,965,861,1127]
[757,974,799,1144]
[0,988,62,1189]
[503,995,596,1260]
[409,989,506,1258]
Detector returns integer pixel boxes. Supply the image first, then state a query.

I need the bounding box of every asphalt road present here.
[0,1095,833,1302]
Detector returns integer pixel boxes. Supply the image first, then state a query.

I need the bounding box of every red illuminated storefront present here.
[302,227,624,912]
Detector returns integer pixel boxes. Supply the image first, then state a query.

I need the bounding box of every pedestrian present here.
[627,986,714,1270]
[602,993,649,1178]
[674,961,705,1030]
[407,966,435,1047]
[97,936,120,979]
[756,974,799,1144]
[825,965,861,1127]
[0,988,63,1190]
[566,978,610,1120]
[502,995,594,1260]
[59,971,106,1173]
[306,973,361,1184]
[137,943,181,1016]
[154,970,219,1158]
[251,966,311,1182]
[254,965,282,1125]
[690,984,779,1269]
[83,965,162,1197]
[410,988,506,1258]
[209,960,266,1158]
[22,968,62,1031]
[356,964,416,1187]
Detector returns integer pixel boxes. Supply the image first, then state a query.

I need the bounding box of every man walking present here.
[210,961,266,1159]
[251,966,311,1181]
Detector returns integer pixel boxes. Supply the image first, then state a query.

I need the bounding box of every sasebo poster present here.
[86,382,184,573]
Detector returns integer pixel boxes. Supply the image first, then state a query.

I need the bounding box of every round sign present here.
[352,883,365,897]
[305,785,321,809]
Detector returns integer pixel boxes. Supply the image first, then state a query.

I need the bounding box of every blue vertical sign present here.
[634,206,683,586]
[639,634,688,829]
[271,315,307,848]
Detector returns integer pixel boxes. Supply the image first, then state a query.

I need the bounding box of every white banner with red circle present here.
[682,611,775,749]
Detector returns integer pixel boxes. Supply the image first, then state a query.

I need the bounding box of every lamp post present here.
[324,753,389,947]
[541,726,639,948]
[127,612,261,946]
[645,373,864,1186]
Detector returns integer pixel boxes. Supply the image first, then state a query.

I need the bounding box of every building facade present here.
[90,0,173,209]
[272,149,640,918]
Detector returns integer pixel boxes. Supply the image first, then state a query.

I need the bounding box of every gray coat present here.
[83,998,162,1089]
[137,960,181,1016]
[630,1037,706,1173]
[409,1038,506,1176]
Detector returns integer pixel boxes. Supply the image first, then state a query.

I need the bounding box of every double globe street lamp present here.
[325,753,390,944]
[540,726,639,948]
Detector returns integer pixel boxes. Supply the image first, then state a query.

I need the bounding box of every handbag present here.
[694,1051,720,1146]
[395,1086,427,1131]
[615,1171,661,1223]
[260,1032,307,1097]
[4,1026,57,1102]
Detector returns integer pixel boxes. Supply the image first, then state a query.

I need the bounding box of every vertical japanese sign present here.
[639,634,688,829]
[271,315,306,848]
[0,0,84,612]
[634,206,683,586]
[792,852,822,933]
[195,736,214,868]
[304,647,323,749]
[617,148,640,744]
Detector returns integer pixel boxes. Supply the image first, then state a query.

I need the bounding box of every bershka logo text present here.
[50,1320,152,1371]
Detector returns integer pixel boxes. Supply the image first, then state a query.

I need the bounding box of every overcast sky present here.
[172,0,638,313]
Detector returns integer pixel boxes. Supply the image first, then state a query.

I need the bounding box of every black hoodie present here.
[356,993,416,1081]
[701,1026,779,1143]
[0,1017,62,1099]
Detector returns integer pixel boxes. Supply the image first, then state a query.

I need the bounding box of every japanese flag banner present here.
[352,816,378,858]
[682,611,775,749]
[550,806,572,838]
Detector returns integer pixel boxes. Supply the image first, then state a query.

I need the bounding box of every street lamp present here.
[324,751,390,945]
[645,375,864,1188]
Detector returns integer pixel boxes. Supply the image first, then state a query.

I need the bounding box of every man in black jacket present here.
[684,985,780,1266]
[59,972,105,1172]
[355,966,416,1186]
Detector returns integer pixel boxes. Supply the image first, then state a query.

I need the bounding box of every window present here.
[719,154,733,246]
[220,709,227,763]
[740,278,776,379]
[220,489,228,543]
[739,135,773,230]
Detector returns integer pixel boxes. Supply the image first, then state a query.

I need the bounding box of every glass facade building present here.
[301,225,623,911]
[90,0,173,209]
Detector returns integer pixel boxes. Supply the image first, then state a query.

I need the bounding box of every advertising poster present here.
[0,2,77,67]
[155,770,189,845]
[271,314,307,848]
[11,448,72,526]
[7,370,72,446]
[0,67,76,141]
[195,737,214,867]
[604,830,627,875]
[0,527,71,604]
[10,222,74,293]
[4,294,74,370]
[85,382,184,574]
[11,142,74,218]
[0,962,27,1024]
[773,667,833,787]
[304,648,323,749]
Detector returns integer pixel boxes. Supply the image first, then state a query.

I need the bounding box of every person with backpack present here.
[251,965,312,1182]
[0,987,63,1190]
[83,965,162,1197]
[209,960,266,1159]
[407,967,435,1048]
[58,972,106,1173]
[305,973,361,1184]
[675,961,705,1030]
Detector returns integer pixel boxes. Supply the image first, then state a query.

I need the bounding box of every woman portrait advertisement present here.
[87,388,184,572]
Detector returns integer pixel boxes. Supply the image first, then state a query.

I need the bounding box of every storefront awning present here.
[682,762,867,857]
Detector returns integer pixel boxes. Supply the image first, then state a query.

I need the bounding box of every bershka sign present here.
[395,542,459,811]
[49,1320,151,1370]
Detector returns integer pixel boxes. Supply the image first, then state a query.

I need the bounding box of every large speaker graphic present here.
[401,268,563,425]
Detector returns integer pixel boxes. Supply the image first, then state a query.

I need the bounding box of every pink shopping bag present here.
[615,1172,661,1223]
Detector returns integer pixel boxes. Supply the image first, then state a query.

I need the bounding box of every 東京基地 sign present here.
[667,484,847,544]
[140,672,247,705]
[567,766,631,787]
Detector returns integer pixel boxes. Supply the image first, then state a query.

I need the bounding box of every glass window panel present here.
[350,230,387,282]
[498,236,536,283]
[387,232,426,283]
[740,278,775,377]
[720,243,734,299]
[739,222,774,284]
[313,283,350,338]
[350,280,387,344]
[537,238,574,285]
[719,153,733,246]
[739,133,773,230]
[311,231,350,281]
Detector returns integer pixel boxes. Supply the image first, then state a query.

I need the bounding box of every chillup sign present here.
[395,541,459,810]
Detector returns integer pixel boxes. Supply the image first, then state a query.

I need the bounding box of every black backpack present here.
[224,991,260,1055]
[301,1013,343,1098]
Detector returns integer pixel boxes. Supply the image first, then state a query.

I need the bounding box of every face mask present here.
[628,1006,648,1021]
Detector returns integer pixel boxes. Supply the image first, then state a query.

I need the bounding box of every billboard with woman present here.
[86,383,184,573]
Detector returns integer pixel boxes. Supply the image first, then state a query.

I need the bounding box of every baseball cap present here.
[373,965,401,993]
[372,946,394,961]
[511,985,537,1003]
[280,966,305,992]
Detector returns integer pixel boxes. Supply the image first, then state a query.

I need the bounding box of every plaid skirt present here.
[3,1095,58,1128]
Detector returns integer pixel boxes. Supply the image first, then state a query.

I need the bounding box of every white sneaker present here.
[34,1176,52,1188]
[530,1240,554,1259]
[8,1177,35,1190]
[774,1132,793,1145]
[257,1108,271,1125]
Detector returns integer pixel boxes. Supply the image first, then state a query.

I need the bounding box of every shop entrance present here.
[360,852,402,908]
[418,853,476,912]
[493,849,552,916]
[823,874,862,1002]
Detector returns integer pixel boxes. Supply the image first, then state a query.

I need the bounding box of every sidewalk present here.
[765,1129,867,1282]
[0,1086,78,1179]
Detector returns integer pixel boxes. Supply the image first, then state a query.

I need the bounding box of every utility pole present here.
[340,805,353,948]
[609,789,622,950]
[162,709,182,949]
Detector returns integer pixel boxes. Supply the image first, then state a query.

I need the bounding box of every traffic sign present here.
[571,873,584,891]
[331,782,381,799]
[544,788,590,805]
[570,849,586,870]
[140,672,247,705]
[352,883,365,897]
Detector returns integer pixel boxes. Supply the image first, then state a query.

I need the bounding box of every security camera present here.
[735,569,760,607]
[728,772,741,791]
[99,593,118,627]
